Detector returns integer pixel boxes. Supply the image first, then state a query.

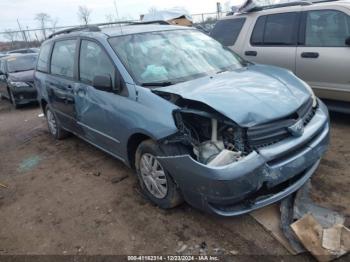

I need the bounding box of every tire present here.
[45,105,69,140]
[135,139,187,209]
[9,89,19,109]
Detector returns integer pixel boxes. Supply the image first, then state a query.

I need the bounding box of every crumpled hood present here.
[8,70,34,83]
[154,64,311,127]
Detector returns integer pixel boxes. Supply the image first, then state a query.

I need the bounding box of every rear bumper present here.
[158,100,330,216]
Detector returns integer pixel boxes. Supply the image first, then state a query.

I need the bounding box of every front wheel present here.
[135,140,184,209]
[45,105,68,140]
[9,89,19,109]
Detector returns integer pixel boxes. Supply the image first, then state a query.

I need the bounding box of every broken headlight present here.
[172,110,247,167]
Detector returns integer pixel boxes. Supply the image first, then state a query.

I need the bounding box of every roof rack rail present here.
[244,1,312,13]
[48,25,101,39]
[93,21,135,27]
[47,20,169,39]
[130,20,171,25]
[312,0,339,3]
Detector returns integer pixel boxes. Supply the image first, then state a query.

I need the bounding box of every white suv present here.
[211,0,350,110]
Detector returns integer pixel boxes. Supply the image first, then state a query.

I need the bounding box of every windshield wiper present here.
[141,81,174,87]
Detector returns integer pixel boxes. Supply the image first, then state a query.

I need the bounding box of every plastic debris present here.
[291,214,350,262]
[0,182,8,189]
[293,181,345,228]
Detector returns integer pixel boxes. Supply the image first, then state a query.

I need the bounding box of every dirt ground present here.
[0,98,349,260]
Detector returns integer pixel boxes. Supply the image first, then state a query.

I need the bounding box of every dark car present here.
[34,24,329,216]
[0,54,38,108]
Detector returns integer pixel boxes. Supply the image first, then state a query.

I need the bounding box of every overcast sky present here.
[0,0,246,31]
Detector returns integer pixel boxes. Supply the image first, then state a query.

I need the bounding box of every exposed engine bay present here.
[156,92,248,167]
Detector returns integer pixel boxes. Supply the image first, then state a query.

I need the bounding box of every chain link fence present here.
[0,12,223,52]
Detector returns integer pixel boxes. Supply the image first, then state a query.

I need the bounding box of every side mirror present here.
[93,75,112,92]
[346,36,350,46]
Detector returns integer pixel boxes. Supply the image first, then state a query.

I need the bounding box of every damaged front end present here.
[158,93,250,167]
[154,91,330,216]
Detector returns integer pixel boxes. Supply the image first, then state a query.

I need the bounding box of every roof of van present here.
[223,0,350,19]
[101,24,191,37]
[47,24,192,42]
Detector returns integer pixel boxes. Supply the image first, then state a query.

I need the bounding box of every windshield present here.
[108,29,243,85]
[7,55,37,73]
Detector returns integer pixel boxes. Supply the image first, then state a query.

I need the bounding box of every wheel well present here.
[41,99,48,114]
[127,133,151,169]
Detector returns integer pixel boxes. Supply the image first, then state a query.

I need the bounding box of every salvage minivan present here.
[34,24,330,216]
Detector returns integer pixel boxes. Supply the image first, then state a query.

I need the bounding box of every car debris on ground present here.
[0,182,8,188]
[251,180,350,261]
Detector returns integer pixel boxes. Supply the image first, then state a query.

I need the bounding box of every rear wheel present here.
[135,140,185,209]
[45,105,68,140]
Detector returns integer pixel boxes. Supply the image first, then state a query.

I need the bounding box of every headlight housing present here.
[9,81,29,87]
[288,70,317,108]
[304,84,317,108]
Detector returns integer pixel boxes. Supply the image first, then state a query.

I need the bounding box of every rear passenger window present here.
[305,10,350,47]
[79,40,115,87]
[251,12,299,46]
[251,16,266,45]
[211,18,246,46]
[36,43,51,72]
[50,40,76,78]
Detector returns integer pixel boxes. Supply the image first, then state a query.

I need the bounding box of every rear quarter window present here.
[36,43,52,72]
[211,18,246,46]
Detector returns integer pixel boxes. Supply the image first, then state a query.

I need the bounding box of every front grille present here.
[247,98,315,150]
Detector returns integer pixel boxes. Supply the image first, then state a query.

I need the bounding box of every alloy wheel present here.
[139,153,168,199]
[46,109,57,136]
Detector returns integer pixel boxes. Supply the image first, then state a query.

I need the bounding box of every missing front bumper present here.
[157,100,330,216]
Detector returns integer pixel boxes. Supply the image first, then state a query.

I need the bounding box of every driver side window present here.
[79,40,115,87]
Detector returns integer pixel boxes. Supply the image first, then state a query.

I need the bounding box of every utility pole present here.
[216,2,222,19]
[17,18,28,47]
[26,26,32,43]
[113,0,120,21]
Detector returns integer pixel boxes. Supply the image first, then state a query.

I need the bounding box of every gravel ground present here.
[0,98,349,260]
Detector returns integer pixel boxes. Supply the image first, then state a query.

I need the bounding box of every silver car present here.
[211,1,350,111]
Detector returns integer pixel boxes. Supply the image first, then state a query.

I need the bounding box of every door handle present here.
[245,51,257,56]
[301,52,319,58]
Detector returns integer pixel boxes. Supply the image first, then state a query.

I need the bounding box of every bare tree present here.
[50,17,59,34]
[3,29,18,47]
[78,6,92,25]
[224,1,232,12]
[105,14,115,24]
[35,13,51,39]
[148,7,158,15]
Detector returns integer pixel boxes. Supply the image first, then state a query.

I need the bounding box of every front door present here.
[296,9,350,102]
[74,39,124,158]
[47,39,78,131]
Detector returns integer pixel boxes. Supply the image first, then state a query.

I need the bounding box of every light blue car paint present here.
[154,64,312,127]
